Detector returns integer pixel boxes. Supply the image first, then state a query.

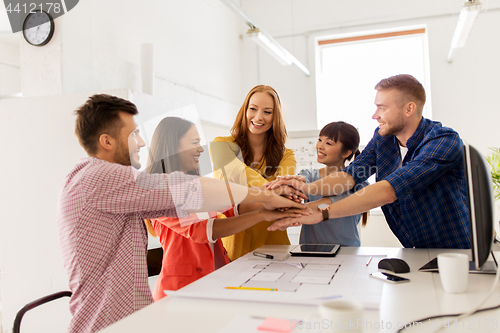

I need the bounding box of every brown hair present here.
[144,117,197,237]
[375,74,426,114]
[231,85,287,178]
[319,121,368,226]
[74,94,138,155]
[145,116,198,176]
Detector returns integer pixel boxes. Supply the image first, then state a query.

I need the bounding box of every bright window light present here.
[315,27,432,147]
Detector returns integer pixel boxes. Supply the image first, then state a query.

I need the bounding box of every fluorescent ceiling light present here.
[448,0,482,63]
[247,28,293,66]
[220,0,310,76]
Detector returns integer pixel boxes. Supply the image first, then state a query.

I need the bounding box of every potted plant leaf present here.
[487,148,500,202]
[487,148,500,237]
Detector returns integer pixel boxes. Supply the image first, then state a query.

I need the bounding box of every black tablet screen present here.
[300,244,336,252]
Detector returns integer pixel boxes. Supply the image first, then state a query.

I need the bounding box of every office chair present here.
[12,290,72,333]
[13,248,162,332]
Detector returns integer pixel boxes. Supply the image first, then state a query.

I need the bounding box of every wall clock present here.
[22,11,55,46]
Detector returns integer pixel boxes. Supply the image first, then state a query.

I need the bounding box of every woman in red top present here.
[145,117,306,300]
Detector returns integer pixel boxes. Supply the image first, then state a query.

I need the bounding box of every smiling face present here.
[316,135,350,168]
[114,112,145,169]
[246,91,274,137]
[372,89,406,137]
[177,125,204,174]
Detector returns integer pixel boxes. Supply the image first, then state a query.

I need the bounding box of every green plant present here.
[486,147,500,202]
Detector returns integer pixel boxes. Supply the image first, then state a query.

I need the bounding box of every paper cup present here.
[317,299,364,332]
[437,253,469,293]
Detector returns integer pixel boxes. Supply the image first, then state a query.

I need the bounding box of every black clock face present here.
[22,11,55,46]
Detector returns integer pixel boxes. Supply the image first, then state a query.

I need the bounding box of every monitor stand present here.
[469,260,497,274]
[419,252,498,274]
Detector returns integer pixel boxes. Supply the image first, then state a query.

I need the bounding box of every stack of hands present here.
[263,175,323,231]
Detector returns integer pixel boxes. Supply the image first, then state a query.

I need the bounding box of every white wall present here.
[58,0,247,109]
[1,1,500,332]
[0,41,20,97]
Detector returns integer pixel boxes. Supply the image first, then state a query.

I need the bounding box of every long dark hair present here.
[231,85,287,178]
[319,121,368,226]
[146,116,198,176]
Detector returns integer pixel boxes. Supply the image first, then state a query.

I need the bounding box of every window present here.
[315,26,432,146]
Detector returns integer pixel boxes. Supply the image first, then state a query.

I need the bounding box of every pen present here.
[226,287,278,291]
[285,262,304,269]
[253,252,274,259]
[366,256,373,266]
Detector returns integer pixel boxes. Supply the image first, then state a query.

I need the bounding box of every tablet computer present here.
[290,244,341,257]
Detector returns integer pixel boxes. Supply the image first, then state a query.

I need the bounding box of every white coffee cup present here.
[315,299,364,332]
[437,253,469,293]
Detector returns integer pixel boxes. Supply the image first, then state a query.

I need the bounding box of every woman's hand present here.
[262,191,306,211]
[265,175,308,193]
[270,185,308,202]
[267,211,323,231]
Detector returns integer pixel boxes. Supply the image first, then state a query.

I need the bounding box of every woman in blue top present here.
[298,121,368,246]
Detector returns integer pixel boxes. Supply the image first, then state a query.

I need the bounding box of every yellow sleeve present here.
[246,148,297,187]
[275,148,297,177]
[210,136,265,187]
[212,139,295,260]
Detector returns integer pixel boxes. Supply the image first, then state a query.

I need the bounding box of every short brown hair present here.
[75,94,138,155]
[375,74,426,113]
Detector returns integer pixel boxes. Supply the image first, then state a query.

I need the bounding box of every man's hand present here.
[267,211,323,231]
[261,207,312,222]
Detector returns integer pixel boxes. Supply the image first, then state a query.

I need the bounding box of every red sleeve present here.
[222,206,235,218]
[151,206,235,244]
[151,214,209,244]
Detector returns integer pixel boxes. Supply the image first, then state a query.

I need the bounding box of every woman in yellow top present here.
[210,85,297,260]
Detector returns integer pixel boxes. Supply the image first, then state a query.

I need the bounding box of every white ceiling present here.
[240,0,500,36]
[1,0,499,50]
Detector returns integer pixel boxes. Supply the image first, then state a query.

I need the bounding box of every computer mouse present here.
[378,258,410,273]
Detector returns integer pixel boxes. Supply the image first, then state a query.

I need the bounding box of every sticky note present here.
[257,317,294,332]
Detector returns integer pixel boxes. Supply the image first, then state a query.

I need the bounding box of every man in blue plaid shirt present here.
[267,74,470,249]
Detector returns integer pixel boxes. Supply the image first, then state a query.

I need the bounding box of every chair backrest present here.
[14,250,161,332]
[13,291,72,333]
[147,247,163,276]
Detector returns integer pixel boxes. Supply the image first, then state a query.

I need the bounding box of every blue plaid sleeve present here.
[343,134,378,184]
[384,128,463,200]
[298,169,313,183]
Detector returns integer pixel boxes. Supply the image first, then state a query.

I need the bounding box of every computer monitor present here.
[419,143,497,273]
[463,143,496,271]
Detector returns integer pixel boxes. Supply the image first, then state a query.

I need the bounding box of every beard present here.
[379,115,405,137]
[114,140,141,169]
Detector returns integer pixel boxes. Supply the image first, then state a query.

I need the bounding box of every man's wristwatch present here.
[317,203,330,221]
